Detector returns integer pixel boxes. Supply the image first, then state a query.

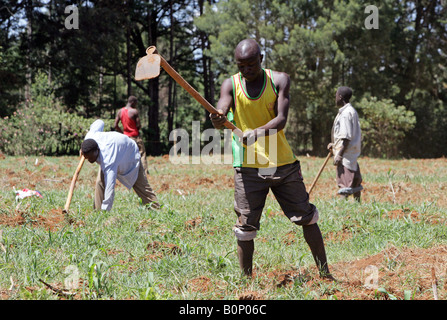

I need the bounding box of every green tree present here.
[196,0,341,154]
[30,1,127,116]
[358,96,416,158]
[0,1,27,116]
[329,0,447,157]
[1,0,445,157]
[0,72,112,156]
[196,0,447,158]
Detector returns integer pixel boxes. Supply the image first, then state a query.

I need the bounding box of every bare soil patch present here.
[146,241,182,260]
[0,207,66,231]
[188,276,212,293]
[1,156,446,300]
[329,245,447,300]
[245,245,447,300]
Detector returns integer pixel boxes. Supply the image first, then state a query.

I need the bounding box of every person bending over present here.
[81,119,159,211]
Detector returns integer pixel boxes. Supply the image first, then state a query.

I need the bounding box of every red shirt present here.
[120,107,139,137]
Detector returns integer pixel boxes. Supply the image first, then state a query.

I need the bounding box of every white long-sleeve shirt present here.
[331,103,361,171]
[85,119,141,211]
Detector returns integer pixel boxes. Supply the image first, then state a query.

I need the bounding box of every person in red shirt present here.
[114,96,148,175]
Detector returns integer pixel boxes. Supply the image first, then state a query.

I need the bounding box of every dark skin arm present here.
[114,109,123,133]
[210,78,233,129]
[128,108,142,131]
[255,70,290,133]
[328,138,350,165]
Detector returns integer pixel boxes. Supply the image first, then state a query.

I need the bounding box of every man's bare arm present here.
[132,109,142,131]
[210,78,234,129]
[114,110,123,133]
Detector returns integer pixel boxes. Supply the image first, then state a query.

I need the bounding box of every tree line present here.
[0,0,446,158]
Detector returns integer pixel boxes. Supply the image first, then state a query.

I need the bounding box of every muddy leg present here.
[237,240,254,277]
[302,223,334,279]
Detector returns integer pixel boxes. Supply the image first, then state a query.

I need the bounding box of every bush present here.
[0,72,113,156]
[358,97,416,158]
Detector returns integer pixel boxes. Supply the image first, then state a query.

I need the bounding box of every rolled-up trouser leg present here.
[233,166,270,276]
[270,162,330,276]
[337,163,363,202]
[233,227,257,241]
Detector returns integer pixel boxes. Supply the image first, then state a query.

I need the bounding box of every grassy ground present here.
[0,154,446,300]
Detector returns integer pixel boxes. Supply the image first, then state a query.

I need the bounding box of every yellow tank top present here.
[229,69,296,168]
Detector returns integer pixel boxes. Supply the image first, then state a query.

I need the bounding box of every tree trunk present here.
[167,0,175,138]
[311,119,324,156]
[25,0,32,106]
[146,2,161,155]
[199,0,215,129]
[126,17,132,97]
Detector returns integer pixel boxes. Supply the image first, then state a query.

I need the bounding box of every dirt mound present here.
[146,241,182,260]
[252,245,447,300]
[329,245,447,300]
[0,207,66,231]
[188,276,212,293]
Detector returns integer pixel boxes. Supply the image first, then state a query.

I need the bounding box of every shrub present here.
[0,72,112,156]
[358,97,416,158]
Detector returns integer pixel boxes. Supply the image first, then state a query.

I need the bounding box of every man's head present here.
[234,39,263,82]
[336,86,352,106]
[128,95,138,108]
[81,139,99,163]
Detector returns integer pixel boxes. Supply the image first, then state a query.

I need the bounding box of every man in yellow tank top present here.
[210,39,333,280]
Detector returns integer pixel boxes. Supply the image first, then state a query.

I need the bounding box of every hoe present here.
[135,46,243,139]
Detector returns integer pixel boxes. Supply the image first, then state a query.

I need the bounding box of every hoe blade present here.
[135,47,161,81]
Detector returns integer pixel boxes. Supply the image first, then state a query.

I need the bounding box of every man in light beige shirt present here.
[328,86,363,201]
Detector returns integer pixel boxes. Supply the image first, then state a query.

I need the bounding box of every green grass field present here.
[1,155,446,300]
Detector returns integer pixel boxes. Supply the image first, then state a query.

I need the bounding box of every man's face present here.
[235,54,263,82]
[83,149,99,163]
[335,91,344,106]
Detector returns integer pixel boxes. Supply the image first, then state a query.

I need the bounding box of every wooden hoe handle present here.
[147,46,243,138]
[308,151,332,196]
[63,155,85,213]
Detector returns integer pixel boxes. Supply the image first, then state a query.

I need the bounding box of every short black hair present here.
[81,139,99,154]
[337,86,353,102]
[128,95,138,104]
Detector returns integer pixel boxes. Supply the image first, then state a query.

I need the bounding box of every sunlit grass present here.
[1,155,446,300]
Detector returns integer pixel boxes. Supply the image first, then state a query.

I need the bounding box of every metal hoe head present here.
[135,46,161,81]
[134,46,244,138]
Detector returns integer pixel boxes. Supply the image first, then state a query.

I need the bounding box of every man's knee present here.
[307,208,319,225]
[289,207,319,226]
[233,227,257,241]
